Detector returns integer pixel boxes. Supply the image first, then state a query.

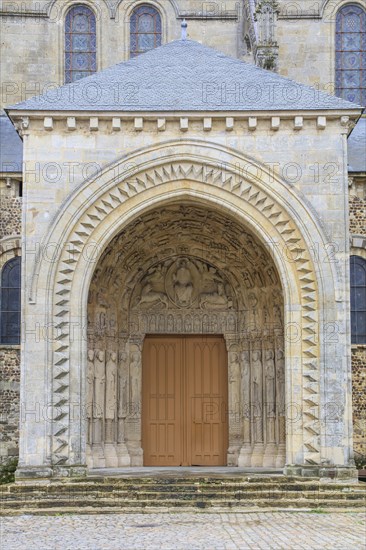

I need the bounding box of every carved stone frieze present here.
[131,256,235,312]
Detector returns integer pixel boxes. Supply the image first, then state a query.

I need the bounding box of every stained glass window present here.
[335,4,366,105]
[130,5,162,58]
[350,256,366,344]
[65,5,97,84]
[0,257,21,345]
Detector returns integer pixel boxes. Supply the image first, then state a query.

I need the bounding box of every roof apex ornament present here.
[181,19,187,40]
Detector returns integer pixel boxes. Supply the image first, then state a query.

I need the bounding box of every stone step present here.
[83,476,317,485]
[1,486,366,501]
[2,490,364,505]
[2,505,363,517]
[4,480,364,493]
[2,476,363,514]
[1,497,364,514]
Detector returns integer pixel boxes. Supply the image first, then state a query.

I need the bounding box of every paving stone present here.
[1,512,365,550]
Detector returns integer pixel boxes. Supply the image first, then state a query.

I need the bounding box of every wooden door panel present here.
[142,336,228,466]
[142,337,182,466]
[186,337,228,466]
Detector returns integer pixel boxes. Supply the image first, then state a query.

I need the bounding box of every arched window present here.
[130,4,162,58]
[335,4,366,105]
[350,256,366,344]
[65,4,97,84]
[0,257,21,345]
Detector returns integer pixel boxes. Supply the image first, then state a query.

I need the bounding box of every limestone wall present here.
[0,0,242,110]
[0,348,20,461]
[12,114,351,257]
[0,0,356,109]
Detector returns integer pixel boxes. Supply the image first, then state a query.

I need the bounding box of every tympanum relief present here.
[87,204,285,468]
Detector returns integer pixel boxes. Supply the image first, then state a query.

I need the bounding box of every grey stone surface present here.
[1,512,365,549]
[348,117,366,173]
[0,115,23,173]
[7,40,363,113]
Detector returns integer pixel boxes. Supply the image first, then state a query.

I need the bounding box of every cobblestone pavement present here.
[1,511,365,549]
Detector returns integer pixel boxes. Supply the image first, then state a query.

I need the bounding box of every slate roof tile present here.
[0,114,23,173]
[7,40,363,113]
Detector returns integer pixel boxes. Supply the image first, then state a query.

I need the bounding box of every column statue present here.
[251,349,264,467]
[93,350,105,445]
[275,347,286,467]
[105,351,117,442]
[265,349,276,443]
[241,350,251,443]
[86,349,94,445]
[116,349,131,467]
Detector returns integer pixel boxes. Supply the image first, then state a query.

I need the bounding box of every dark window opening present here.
[350,255,366,344]
[0,257,21,345]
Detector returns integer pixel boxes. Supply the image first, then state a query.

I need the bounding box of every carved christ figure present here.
[173,258,193,306]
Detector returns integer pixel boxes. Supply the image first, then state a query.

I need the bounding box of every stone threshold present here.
[87,467,284,478]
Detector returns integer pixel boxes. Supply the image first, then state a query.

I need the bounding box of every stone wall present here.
[349,194,366,237]
[349,177,366,460]
[351,347,366,458]
[0,348,20,462]
[0,195,22,239]
[0,181,22,462]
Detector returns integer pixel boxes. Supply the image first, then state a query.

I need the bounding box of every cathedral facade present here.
[0,0,365,478]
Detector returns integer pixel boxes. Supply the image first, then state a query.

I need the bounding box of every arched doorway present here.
[86,203,285,468]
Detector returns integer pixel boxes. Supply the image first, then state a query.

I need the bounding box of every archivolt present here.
[33,141,331,468]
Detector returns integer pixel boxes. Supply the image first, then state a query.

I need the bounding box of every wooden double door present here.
[142,336,228,466]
